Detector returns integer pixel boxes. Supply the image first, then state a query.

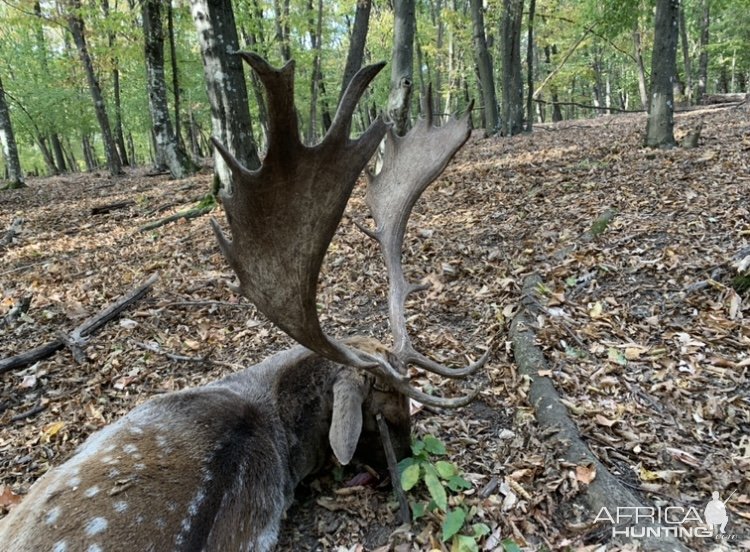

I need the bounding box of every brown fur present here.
[0,344,410,552]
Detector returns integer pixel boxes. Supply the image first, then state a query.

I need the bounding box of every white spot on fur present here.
[107,468,121,479]
[52,541,67,552]
[128,425,144,435]
[134,462,146,471]
[46,506,61,525]
[67,475,81,488]
[88,545,103,552]
[136,514,144,524]
[85,517,108,536]
[122,443,139,454]
[113,500,128,513]
[84,485,100,498]
[155,518,166,529]
[167,501,177,512]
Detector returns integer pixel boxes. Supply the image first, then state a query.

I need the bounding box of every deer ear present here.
[329,374,365,465]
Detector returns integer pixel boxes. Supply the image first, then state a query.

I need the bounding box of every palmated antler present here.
[213,56,481,407]
[363,86,489,395]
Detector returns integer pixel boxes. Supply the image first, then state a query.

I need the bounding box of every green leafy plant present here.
[398,435,490,551]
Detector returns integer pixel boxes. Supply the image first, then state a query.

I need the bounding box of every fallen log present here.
[91,200,135,215]
[510,274,690,552]
[0,273,159,375]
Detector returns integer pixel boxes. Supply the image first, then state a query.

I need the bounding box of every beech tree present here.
[469,0,499,135]
[645,0,679,148]
[143,0,194,178]
[388,0,416,135]
[0,73,24,189]
[501,0,524,136]
[66,0,122,176]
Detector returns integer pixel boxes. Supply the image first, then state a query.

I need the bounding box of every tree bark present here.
[697,0,710,101]
[143,0,194,178]
[66,0,122,176]
[242,0,270,140]
[306,0,327,143]
[388,0,416,135]
[0,74,25,189]
[102,0,129,167]
[645,0,679,148]
[167,1,182,145]
[678,3,692,105]
[469,0,499,135]
[633,26,650,110]
[525,0,536,131]
[189,0,261,192]
[501,0,524,136]
[273,0,292,62]
[340,0,371,100]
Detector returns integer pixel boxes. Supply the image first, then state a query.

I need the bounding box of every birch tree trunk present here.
[190,0,260,192]
[66,0,122,176]
[0,74,25,189]
[143,0,194,178]
[388,0,415,135]
[645,0,678,148]
[469,0,499,135]
[525,0,536,131]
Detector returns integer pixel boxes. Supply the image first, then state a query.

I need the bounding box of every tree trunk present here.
[525,0,536,131]
[633,26,650,110]
[167,1,182,145]
[82,135,96,172]
[307,0,325,143]
[273,0,292,62]
[501,0,524,136]
[388,0,416,135]
[143,0,194,179]
[242,0,270,140]
[189,0,261,192]
[645,0,679,148]
[429,0,444,115]
[36,136,57,176]
[469,0,499,135]
[63,136,78,172]
[0,74,25,189]
[102,0,129,167]
[697,0,710,101]
[66,0,122,176]
[678,3,692,104]
[340,0,372,100]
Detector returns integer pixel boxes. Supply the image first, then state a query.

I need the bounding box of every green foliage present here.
[398,435,490,549]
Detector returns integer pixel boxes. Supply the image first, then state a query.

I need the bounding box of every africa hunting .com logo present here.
[593,490,738,541]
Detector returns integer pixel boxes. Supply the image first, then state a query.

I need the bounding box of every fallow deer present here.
[0,53,487,552]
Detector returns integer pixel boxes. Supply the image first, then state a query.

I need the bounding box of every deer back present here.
[0,345,410,552]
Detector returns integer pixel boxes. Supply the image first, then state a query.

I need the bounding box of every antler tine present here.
[364,91,488,396]
[212,54,390,371]
[328,62,386,141]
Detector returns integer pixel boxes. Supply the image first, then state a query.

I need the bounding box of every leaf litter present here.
[0,105,748,550]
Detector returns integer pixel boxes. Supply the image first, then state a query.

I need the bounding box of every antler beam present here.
[364,86,489,388]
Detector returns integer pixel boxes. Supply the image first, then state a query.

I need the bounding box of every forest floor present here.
[1,104,748,551]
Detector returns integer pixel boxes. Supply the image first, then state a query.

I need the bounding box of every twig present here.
[139,205,213,232]
[9,403,47,423]
[1,217,24,249]
[0,295,32,328]
[133,340,242,370]
[376,413,411,526]
[157,300,248,309]
[0,273,159,374]
[56,331,88,364]
[91,200,134,215]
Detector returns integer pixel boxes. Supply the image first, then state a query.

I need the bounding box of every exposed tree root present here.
[510,274,690,552]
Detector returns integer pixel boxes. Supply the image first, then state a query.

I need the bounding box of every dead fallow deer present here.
[0,54,488,552]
